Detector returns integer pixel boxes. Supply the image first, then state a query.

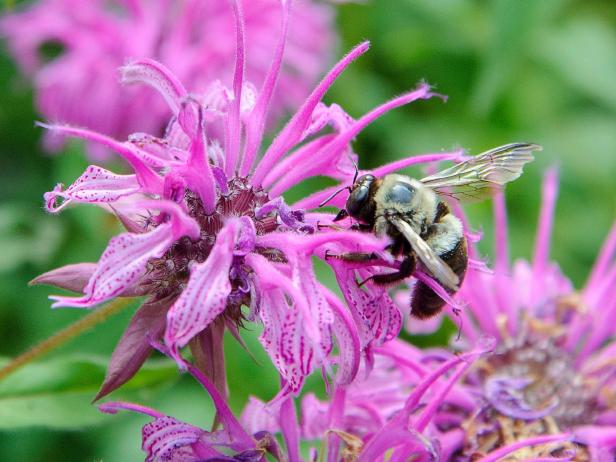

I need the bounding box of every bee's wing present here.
[389,216,459,291]
[420,143,542,203]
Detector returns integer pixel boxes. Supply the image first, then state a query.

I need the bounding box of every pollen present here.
[460,324,599,461]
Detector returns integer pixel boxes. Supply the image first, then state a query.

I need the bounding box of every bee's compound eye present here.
[385,181,415,203]
[346,185,369,217]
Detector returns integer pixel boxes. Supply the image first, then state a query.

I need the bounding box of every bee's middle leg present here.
[359,254,416,287]
[324,250,380,263]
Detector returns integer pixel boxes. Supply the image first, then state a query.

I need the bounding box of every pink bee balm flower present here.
[0,0,336,160]
[100,338,497,462]
[397,169,616,460]
[32,0,451,400]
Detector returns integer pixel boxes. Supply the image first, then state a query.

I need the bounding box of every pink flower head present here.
[1,0,336,160]
[32,1,452,400]
[397,169,616,460]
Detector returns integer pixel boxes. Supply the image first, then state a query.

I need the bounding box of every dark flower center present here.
[460,331,598,461]
[142,177,280,322]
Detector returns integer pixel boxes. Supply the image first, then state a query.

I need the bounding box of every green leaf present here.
[0,355,177,429]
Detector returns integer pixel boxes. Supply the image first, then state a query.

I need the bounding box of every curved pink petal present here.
[44,166,140,212]
[50,224,177,308]
[121,59,187,115]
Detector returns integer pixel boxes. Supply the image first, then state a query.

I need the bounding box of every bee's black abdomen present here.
[410,237,468,319]
[411,282,447,319]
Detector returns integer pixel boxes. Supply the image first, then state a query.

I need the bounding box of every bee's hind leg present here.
[358,254,416,287]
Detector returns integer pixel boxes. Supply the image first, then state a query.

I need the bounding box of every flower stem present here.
[0,297,133,381]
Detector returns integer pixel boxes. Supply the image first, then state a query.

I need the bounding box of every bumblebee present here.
[325,143,541,319]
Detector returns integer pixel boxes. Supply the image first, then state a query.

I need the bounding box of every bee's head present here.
[333,174,376,223]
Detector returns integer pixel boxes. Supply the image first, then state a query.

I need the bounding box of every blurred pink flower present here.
[31,0,453,402]
[397,169,616,460]
[0,0,337,160]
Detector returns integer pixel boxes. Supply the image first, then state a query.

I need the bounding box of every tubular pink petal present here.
[370,149,467,177]
[279,397,301,462]
[476,434,572,462]
[326,387,347,462]
[224,0,246,177]
[532,167,559,282]
[37,123,163,194]
[272,84,440,196]
[403,337,495,414]
[414,355,477,432]
[138,199,200,241]
[120,59,187,115]
[586,221,616,292]
[493,191,509,273]
[164,221,239,361]
[176,102,218,213]
[263,134,334,191]
[99,401,164,419]
[182,364,254,451]
[252,41,370,186]
[357,428,433,462]
[241,0,291,176]
[44,166,140,212]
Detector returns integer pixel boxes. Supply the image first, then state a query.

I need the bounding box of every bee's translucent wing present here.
[420,143,542,203]
[389,216,459,291]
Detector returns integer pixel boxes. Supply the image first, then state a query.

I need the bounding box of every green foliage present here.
[0,356,177,429]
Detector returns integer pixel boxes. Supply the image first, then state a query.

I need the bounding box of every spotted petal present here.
[164,221,239,363]
[142,416,204,462]
[259,288,315,393]
[50,202,199,308]
[44,166,140,212]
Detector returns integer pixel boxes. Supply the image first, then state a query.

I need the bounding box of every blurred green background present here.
[0,0,615,460]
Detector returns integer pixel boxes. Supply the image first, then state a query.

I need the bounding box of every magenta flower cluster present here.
[7,0,614,460]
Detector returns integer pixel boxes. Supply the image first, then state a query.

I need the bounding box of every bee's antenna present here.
[351,158,359,185]
[318,186,351,208]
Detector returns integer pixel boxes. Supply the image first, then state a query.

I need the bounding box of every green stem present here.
[0,298,133,381]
